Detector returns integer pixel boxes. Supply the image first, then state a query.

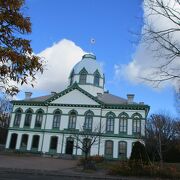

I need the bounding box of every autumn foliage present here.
[0,0,43,95]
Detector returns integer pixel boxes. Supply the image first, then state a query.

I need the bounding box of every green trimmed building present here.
[6,54,150,159]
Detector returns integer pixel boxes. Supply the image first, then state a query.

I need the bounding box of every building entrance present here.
[65,138,74,155]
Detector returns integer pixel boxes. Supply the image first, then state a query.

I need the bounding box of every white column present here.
[41,133,50,153]
[60,115,68,130]
[46,115,53,130]
[57,135,62,153]
[30,114,36,129]
[114,118,119,134]
[20,114,25,128]
[5,132,11,148]
[127,140,132,158]
[99,139,105,156]
[10,114,15,127]
[113,140,118,159]
[16,133,22,149]
[27,134,33,150]
[37,134,42,152]
[128,119,132,135]
[41,115,45,129]
[141,120,145,136]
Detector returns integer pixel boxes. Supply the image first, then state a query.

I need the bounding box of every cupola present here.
[68,54,105,96]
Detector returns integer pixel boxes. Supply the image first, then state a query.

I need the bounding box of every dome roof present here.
[71,54,103,77]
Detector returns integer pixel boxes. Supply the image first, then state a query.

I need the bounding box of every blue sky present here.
[18,0,178,117]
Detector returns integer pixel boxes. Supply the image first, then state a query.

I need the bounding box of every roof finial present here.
[89,38,95,54]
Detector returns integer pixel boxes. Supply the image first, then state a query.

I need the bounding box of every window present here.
[94,73,100,86]
[79,73,87,84]
[53,110,61,129]
[21,134,28,149]
[50,136,58,150]
[24,109,33,127]
[119,141,127,160]
[32,135,39,149]
[82,138,91,155]
[35,110,43,128]
[69,70,74,86]
[68,111,77,129]
[84,111,93,131]
[106,113,115,133]
[105,140,113,158]
[119,114,128,133]
[14,109,22,127]
[132,114,141,135]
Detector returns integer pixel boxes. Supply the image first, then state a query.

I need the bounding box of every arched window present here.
[35,109,43,128]
[105,140,113,158]
[14,109,22,127]
[82,138,91,156]
[79,69,87,84]
[9,133,18,149]
[68,111,77,129]
[106,113,115,133]
[118,141,127,160]
[69,70,74,86]
[94,71,100,86]
[132,113,141,135]
[53,110,61,129]
[84,111,93,131]
[50,136,58,151]
[32,135,39,150]
[21,134,28,149]
[119,113,128,134]
[24,109,33,127]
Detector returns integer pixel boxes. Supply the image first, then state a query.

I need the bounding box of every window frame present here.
[118,141,127,160]
[132,113,142,136]
[24,109,33,127]
[106,113,115,133]
[105,140,113,158]
[14,109,22,127]
[119,113,128,134]
[79,69,87,85]
[68,111,77,129]
[52,110,61,129]
[35,110,43,128]
[84,111,93,131]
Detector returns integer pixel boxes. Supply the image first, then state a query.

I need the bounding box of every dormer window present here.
[79,68,87,85]
[94,70,100,86]
[69,70,74,86]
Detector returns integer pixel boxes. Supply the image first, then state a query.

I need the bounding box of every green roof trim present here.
[44,82,103,104]
[11,83,150,115]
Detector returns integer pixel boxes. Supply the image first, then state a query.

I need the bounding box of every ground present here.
[0,153,178,180]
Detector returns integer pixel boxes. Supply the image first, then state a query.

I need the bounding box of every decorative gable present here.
[50,89,100,105]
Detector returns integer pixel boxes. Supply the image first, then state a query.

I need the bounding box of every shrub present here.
[130,141,150,164]
[108,161,180,179]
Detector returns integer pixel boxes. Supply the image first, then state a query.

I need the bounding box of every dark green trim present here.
[11,82,150,115]
[8,127,144,139]
[11,111,147,120]
[45,82,102,104]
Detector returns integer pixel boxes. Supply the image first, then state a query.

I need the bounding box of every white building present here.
[6,54,150,159]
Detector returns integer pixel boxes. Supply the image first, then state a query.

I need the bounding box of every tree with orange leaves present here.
[0,0,43,96]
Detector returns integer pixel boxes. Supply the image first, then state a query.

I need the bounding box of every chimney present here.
[51,91,57,95]
[127,94,134,104]
[25,92,32,100]
[139,102,144,105]
[97,93,102,97]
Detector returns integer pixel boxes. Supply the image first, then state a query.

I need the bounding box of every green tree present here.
[130,141,149,164]
[0,0,43,96]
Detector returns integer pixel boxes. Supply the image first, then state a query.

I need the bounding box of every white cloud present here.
[20,39,86,92]
[115,0,180,90]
